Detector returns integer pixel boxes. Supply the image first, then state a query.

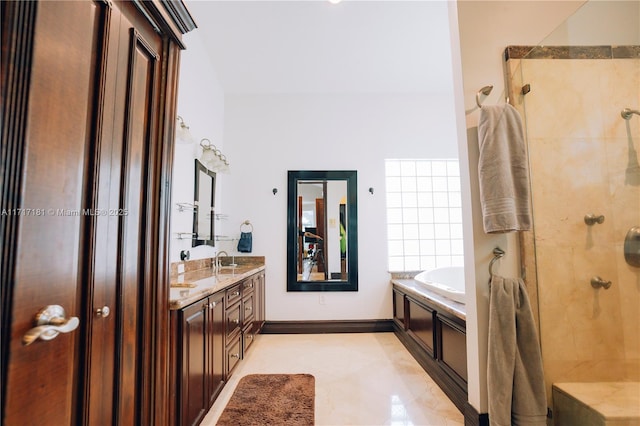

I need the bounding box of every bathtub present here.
[414,266,465,304]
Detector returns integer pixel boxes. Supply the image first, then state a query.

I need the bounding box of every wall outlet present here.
[177,264,185,274]
[319,295,326,305]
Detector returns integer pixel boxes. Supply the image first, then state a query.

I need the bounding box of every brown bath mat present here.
[216,374,315,426]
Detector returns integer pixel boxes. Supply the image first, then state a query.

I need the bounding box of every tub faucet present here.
[215,251,229,271]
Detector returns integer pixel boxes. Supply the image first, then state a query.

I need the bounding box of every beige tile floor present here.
[201,333,464,426]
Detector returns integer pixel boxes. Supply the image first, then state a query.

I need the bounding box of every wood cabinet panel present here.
[439,317,468,384]
[407,297,435,356]
[253,272,266,333]
[393,289,406,329]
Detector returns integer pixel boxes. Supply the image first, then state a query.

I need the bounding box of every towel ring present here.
[488,247,505,277]
[476,85,494,109]
[240,220,253,232]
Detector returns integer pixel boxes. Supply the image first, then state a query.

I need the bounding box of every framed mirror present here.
[287,170,358,292]
[193,159,215,247]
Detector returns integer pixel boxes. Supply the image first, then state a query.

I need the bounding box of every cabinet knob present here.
[230,353,240,359]
[245,306,252,312]
[95,306,110,318]
[209,302,217,309]
[232,318,240,325]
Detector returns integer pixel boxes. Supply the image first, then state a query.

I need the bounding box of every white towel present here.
[478,104,532,233]
[488,275,547,426]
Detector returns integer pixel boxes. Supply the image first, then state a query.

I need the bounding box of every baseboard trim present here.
[464,402,489,426]
[261,319,394,334]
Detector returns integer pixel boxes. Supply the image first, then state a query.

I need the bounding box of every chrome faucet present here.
[215,251,229,271]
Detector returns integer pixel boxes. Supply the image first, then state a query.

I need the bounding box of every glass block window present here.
[385,159,464,271]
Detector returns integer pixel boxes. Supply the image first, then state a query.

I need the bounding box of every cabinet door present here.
[181,301,209,426]
[207,292,225,406]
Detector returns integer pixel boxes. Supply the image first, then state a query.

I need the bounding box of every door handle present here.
[22,305,80,346]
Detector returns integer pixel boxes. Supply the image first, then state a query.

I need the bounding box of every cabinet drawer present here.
[225,302,242,338]
[242,278,255,294]
[226,284,241,306]
[243,323,255,355]
[243,292,255,323]
[226,334,242,376]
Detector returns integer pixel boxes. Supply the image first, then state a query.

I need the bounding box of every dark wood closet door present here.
[86,3,165,423]
[2,1,194,424]
[2,1,105,423]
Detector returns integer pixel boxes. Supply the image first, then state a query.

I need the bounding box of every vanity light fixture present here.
[199,138,231,173]
[175,116,195,144]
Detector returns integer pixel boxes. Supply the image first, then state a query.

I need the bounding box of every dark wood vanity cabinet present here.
[171,270,266,425]
[174,293,225,426]
[392,285,467,413]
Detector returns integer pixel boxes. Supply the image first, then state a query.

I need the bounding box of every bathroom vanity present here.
[392,278,468,414]
[168,257,266,426]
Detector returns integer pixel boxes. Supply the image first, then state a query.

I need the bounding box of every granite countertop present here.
[392,278,466,321]
[170,263,265,310]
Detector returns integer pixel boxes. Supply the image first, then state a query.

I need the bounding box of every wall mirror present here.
[287,170,358,292]
[193,159,215,247]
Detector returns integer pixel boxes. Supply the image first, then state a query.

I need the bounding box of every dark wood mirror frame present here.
[287,170,358,292]
[193,159,216,247]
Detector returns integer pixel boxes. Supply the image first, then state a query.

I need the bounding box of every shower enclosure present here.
[504,1,639,422]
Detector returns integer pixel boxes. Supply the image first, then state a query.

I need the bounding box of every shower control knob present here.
[591,276,612,290]
[584,214,605,226]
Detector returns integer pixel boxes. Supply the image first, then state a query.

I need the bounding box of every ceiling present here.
[183,0,455,94]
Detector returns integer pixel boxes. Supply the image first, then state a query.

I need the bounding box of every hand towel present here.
[488,275,547,426]
[478,104,532,233]
[237,232,252,253]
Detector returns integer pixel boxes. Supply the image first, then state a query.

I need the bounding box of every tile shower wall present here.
[507,48,640,400]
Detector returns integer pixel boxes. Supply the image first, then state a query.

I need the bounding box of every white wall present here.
[171,29,226,262]
[219,94,458,320]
